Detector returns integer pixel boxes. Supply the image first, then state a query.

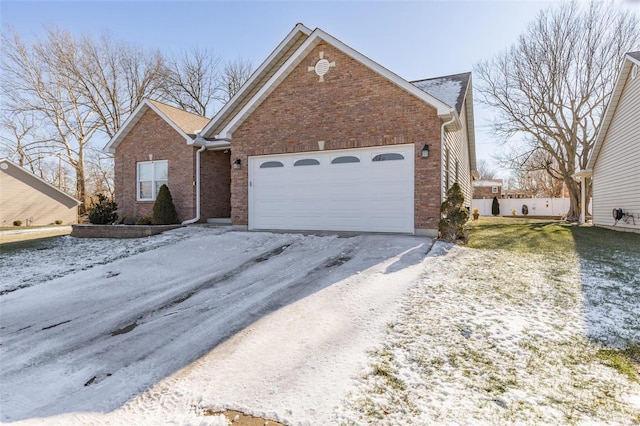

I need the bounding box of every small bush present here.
[88,194,118,225]
[13,220,22,227]
[123,217,137,225]
[522,204,529,216]
[438,182,469,242]
[152,184,179,225]
[54,219,63,225]
[136,216,153,225]
[511,209,517,216]
[491,196,500,216]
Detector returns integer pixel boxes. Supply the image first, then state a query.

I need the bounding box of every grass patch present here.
[570,225,640,284]
[466,217,575,256]
[596,345,640,382]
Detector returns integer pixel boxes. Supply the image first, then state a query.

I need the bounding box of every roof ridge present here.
[147,99,209,119]
[409,71,471,84]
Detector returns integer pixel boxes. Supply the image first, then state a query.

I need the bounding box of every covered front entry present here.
[248,144,414,233]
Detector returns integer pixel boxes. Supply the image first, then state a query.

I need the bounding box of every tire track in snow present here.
[0,233,361,422]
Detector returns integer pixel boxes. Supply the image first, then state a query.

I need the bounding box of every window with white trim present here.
[492,186,498,194]
[137,160,168,201]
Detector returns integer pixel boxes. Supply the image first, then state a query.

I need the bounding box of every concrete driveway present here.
[0,231,432,424]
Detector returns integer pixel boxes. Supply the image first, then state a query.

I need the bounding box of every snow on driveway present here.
[0,229,432,425]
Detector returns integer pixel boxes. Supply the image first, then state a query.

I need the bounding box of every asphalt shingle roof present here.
[148,100,210,137]
[627,51,640,61]
[410,72,471,114]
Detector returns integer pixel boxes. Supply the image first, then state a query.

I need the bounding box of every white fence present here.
[472,197,571,217]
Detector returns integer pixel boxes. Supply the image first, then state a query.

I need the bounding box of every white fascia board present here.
[464,78,477,171]
[586,57,632,170]
[627,53,640,67]
[103,100,151,154]
[103,99,195,154]
[314,29,454,117]
[201,23,313,139]
[0,158,82,205]
[216,28,456,139]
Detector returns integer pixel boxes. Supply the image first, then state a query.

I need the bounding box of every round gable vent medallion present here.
[307,51,335,82]
[0,163,8,170]
[315,58,331,77]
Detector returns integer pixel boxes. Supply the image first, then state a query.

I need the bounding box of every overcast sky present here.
[2,0,639,179]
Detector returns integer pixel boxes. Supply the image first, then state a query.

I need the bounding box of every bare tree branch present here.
[475,1,639,220]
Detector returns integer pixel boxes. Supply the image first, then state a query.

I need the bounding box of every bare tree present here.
[85,150,114,199]
[476,159,497,180]
[0,112,53,172]
[221,57,253,101]
[71,32,165,138]
[508,150,565,198]
[1,27,165,213]
[475,1,639,220]
[160,48,223,117]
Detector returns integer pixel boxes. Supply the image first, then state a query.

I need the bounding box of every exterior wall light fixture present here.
[421,144,430,158]
[233,159,241,169]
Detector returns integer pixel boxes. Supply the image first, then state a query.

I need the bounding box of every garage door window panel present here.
[372,153,404,162]
[260,161,284,168]
[294,159,320,166]
[331,156,360,164]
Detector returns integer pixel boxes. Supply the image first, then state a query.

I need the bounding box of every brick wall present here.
[230,42,442,230]
[114,109,196,223]
[201,150,231,219]
[473,185,501,199]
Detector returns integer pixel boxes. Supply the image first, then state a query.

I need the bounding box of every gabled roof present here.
[473,179,503,187]
[587,51,640,170]
[200,23,313,141]
[412,72,477,173]
[411,72,471,114]
[0,158,81,205]
[201,24,456,140]
[103,99,210,154]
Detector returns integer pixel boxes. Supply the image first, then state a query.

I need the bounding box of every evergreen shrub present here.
[88,194,118,225]
[438,183,469,242]
[152,184,179,225]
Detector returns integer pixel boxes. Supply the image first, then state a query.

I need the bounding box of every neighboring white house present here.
[577,51,640,233]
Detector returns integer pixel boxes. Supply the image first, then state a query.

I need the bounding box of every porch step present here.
[207,218,232,225]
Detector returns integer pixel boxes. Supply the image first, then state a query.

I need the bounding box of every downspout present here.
[440,113,457,206]
[182,144,207,225]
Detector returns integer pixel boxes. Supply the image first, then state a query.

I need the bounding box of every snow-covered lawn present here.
[335,221,640,425]
[1,221,638,425]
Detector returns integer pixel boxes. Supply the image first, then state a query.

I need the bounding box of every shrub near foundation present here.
[152,184,179,225]
[438,183,469,242]
[88,194,118,225]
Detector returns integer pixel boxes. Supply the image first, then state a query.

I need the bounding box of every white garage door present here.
[248,144,414,233]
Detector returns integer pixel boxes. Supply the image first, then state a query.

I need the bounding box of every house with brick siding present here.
[105,24,477,236]
[473,179,503,199]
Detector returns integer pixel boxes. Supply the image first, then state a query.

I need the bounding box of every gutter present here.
[182,144,207,225]
[440,113,457,206]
